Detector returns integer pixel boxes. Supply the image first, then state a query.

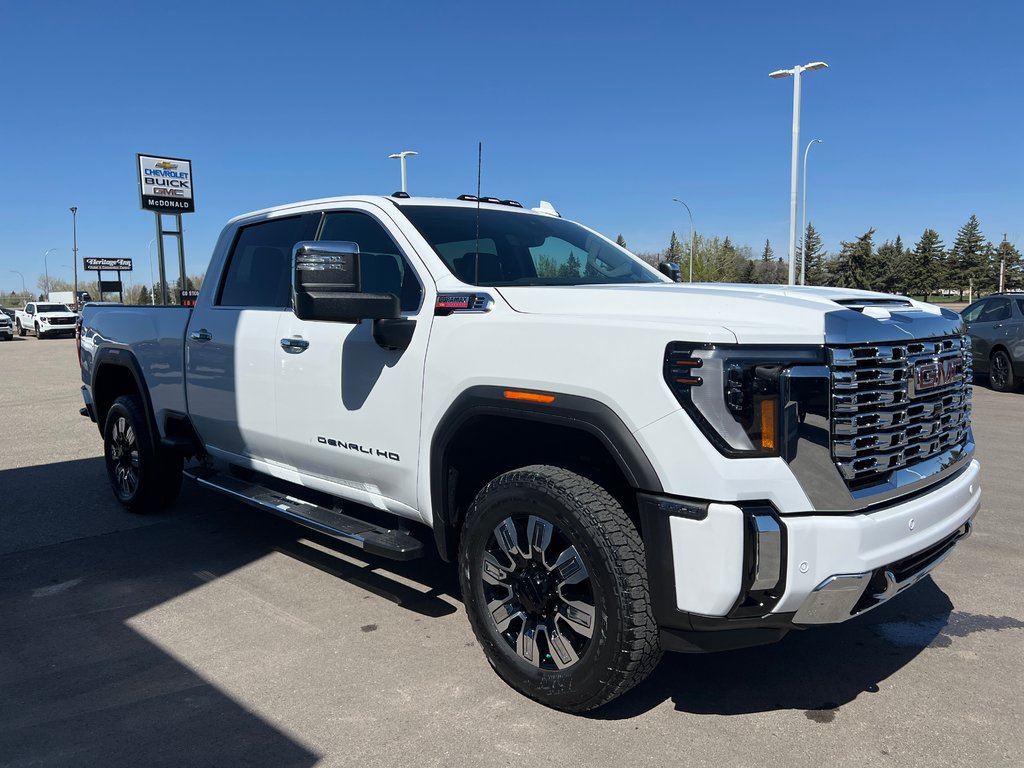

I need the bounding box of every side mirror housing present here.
[292,241,399,323]
[658,261,681,282]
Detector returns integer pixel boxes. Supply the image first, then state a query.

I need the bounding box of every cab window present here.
[218,214,321,308]
[319,212,423,312]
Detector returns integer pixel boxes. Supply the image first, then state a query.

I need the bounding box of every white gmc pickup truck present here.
[17,302,78,338]
[79,194,979,712]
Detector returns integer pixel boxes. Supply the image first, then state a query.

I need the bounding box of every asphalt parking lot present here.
[1,336,1022,768]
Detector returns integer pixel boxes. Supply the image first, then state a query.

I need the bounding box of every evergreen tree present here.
[909,228,945,301]
[615,234,627,249]
[874,236,908,294]
[832,229,876,290]
[760,239,774,262]
[137,284,152,306]
[737,257,755,283]
[992,235,1024,292]
[801,223,828,285]
[948,215,988,300]
[557,252,582,278]
[667,231,684,264]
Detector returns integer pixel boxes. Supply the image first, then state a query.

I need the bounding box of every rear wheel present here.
[989,350,1017,392]
[103,395,183,513]
[459,465,661,712]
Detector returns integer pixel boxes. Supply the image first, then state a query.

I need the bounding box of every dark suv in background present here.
[962,293,1024,391]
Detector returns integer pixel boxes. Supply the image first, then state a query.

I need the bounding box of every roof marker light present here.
[503,390,556,404]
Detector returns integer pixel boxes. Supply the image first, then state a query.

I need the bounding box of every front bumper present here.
[641,459,981,652]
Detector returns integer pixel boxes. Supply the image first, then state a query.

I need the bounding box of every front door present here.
[274,206,433,516]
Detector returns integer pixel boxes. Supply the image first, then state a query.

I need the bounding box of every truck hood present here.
[495,283,963,345]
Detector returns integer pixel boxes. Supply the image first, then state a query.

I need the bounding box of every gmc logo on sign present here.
[913,358,963,395]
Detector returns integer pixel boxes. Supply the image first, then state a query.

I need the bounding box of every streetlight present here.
[671,198,696,282]
[9,270,26,301]
[800,139,823,286]
[388,150,418,193]
[769,61,828,285]
[148,237,157,305]
[42,248,57,298]
[69,207,79,306]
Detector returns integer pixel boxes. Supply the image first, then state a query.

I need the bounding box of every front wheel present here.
[16,320,25,337]
[459,465,661,712]
[989,350,1017,392]
[34,323,42,339]
[103,395,183,513]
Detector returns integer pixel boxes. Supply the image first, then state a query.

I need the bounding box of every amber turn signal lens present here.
[760,399,777,451]
[503,390,556,404]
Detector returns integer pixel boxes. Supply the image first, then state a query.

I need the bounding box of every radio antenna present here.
[474,142,482,283]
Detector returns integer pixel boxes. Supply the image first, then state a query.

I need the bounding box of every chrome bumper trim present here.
[793,516,974,625]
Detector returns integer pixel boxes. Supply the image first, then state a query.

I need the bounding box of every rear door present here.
[962,300,990,370]
[185,213,321,464]
[274,206,433,514]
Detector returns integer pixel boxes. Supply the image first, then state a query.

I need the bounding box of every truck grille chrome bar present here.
[828,335,972,486]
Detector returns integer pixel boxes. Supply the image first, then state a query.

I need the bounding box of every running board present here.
[184,467,424,560]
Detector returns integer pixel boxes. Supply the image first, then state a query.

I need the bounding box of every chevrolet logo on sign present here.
[912,357,962,396]
[155,161,179,170]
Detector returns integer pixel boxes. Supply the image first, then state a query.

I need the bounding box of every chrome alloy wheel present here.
[109,416,140,499]
[481,515,596,670]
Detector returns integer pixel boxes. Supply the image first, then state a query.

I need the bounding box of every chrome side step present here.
[184,467,424,561]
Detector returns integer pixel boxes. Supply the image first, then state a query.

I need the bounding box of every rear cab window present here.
[217,214,321,307]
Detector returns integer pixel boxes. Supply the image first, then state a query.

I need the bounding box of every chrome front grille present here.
[829,335,972,486]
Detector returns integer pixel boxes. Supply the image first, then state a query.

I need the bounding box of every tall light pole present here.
[671,198,696,282]
[69,207,79,306]
[148,237,157,305]
[42,248,57,298]
[10,270,26,301]
[388,150,418,193]
[800,138,823,286]
[769,61,828,285]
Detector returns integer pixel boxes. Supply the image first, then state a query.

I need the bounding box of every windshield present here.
[401,205,662,286]
[36,304,72,313]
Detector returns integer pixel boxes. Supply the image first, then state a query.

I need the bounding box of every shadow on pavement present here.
[0,458,456,767]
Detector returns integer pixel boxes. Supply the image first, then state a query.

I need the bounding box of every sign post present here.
[84,257,133,303]
[137,154,195,305]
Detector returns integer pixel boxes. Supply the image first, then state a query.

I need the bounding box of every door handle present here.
[190,329,212,342]
[280,337,309,352]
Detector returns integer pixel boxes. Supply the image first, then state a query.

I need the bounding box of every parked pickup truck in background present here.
[16,302,78,338]
[78,194,980,712]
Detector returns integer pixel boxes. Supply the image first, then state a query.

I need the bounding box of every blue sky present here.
[1,0,1021,294]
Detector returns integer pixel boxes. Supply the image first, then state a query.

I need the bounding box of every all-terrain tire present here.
[103,394,183,513]
[459,465,661,712]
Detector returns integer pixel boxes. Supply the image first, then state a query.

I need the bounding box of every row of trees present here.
[626,214,1023,300]
[3,275,205,306]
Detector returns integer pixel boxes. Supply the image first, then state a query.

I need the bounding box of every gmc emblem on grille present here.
[912,358,962,395]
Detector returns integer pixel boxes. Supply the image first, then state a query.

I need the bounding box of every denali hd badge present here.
[912,357,962,395]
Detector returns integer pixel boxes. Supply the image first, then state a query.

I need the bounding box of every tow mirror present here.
[292,241,399,323]
[658,261,681,282]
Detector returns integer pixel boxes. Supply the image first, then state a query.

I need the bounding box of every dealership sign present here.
[84,257,133,271]
[137,154,195,213]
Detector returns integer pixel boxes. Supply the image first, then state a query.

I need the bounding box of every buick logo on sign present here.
[912,357,962,396]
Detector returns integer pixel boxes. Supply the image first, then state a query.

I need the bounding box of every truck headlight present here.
[664,343,828,458]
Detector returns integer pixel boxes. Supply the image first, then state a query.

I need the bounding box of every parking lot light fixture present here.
[769,62,829,285]
[388,151,418,193]
[671,198,696,282]
[42,248,57,297]
[70,207,79,307]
